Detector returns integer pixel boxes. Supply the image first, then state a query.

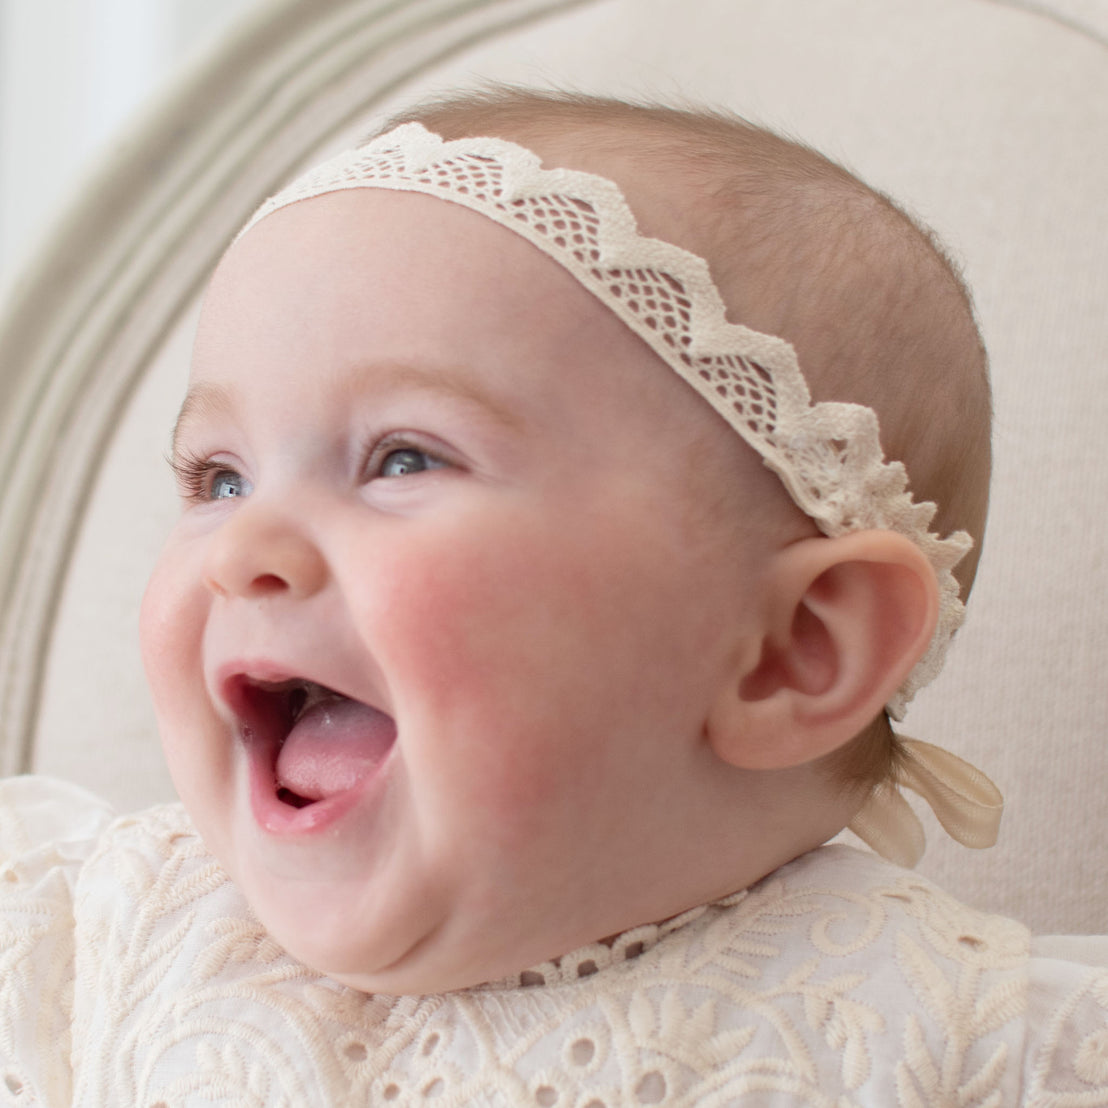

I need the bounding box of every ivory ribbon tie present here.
[847,738,1003,868]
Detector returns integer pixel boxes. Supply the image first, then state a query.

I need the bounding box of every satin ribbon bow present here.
[847,738,1004,868]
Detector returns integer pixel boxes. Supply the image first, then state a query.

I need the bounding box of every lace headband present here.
[239,122,1001,865]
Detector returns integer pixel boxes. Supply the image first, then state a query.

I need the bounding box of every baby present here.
[2,89,1106,1105]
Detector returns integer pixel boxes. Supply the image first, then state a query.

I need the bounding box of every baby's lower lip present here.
[236,686,397,837]
[248,765,367,834]
[245,734,388,836]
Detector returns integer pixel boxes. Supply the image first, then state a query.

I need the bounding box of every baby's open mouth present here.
[231,675,396,810]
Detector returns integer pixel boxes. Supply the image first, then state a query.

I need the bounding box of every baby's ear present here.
[708,531,939,770]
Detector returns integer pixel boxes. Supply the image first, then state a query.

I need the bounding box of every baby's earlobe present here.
[707,531,939,771]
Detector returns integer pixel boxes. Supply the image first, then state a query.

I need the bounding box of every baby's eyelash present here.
[168,451,226,501]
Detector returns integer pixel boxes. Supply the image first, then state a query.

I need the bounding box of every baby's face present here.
[141,189,767,993]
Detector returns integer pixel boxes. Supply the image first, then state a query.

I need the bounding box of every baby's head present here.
[140,90,991,994]
[394,90,991,782]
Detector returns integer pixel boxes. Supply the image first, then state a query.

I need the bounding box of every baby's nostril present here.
[252,572,288,594]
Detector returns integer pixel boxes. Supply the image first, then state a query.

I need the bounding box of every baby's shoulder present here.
[647,842,1034,1015]
[539,845,1030,1101]
[575,844,1105,1105]
[0,778,207,1103]
[0,776,121,1103]
[741,842,1031,964]
[0,774,116,869]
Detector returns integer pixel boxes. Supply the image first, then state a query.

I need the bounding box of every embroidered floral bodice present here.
[1,776,1106,1106]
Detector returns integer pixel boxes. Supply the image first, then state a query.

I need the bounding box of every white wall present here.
[0,0,261,293]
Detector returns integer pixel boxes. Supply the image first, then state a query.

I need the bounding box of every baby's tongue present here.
[276,696,395,801]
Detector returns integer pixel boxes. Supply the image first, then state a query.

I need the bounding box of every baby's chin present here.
[258,890,608,996]
[283,933,529,996]
[234,881,505,995]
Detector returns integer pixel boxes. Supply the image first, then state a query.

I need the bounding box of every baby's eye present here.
[378,447,447,478]
[170,453,252,502]
[209,469,251,499]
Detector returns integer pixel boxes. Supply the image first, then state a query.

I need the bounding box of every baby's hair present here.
[377,88,992,791]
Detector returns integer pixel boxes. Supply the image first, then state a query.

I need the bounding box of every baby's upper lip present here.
[214,659,386,746]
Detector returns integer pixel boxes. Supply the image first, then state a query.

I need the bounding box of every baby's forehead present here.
[201,187,716,420]
[205,188,589,342]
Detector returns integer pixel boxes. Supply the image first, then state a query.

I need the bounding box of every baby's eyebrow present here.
[170,365,524,458]
[338,361,527,433]
[171,381,235,458]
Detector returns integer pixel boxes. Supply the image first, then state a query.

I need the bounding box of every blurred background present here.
[0,0,259,294]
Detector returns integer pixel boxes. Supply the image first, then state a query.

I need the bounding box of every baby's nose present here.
[202,504,327,600]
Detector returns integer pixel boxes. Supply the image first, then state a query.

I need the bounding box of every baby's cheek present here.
[373,513,598,676]
[141,559,187,692]
[366,523,591,760]
[139,550,210,746]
